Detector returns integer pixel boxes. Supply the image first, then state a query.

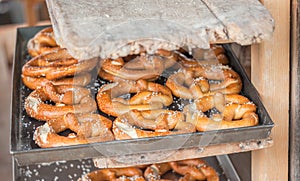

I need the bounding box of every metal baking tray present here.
[14,155,236,181]
[10,26,274,166]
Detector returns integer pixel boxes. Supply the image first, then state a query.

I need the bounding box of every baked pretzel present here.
[27,27,61,57]
[22,48,98,80]
[99,49,178,82]
[79,167,145,181]
[100,55,163,81]
[34,113,114,148]
[112,109,196,140]
[166,69,212,99]
[177,45,228,67]
[22,72,91,90]
[211,45,229,65]
[96,79,173,117]
[166,64,242,99]
[184,93,259,131]
[144,158,219,181]
[25,83,97,121]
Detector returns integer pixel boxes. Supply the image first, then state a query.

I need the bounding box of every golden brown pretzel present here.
[211,44,229,65]
[144,158,219,181]
[96,79,173,117]
[112,109,196,140]
[168,159,219,181]
[166,64,242,99]
[184,93,259,131]
[22,48,98,80]
[33,113,114,148]
[166,69,212,99]
[25,83,97,121]
[79,167,145,181]
[27,27,60,57]
[100,55,164,81]
[22,72,91,90]
[177,45,228,67]
[99,49,178,82]
[144,162,172,180]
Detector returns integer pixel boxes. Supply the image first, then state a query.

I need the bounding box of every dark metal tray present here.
[10,26,274,166]
[14,155,235,181]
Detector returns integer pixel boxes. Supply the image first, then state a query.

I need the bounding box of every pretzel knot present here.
[27,27,60,57]
[166,64,242,99]
[22,72,92,90]
[98,49,178,82]
[78,167,145,181]
[166,69,211,99]
[96,79,173,117]
[144,158,219,181]
[22,48,98,80]
[33,113,114,148]
[25,83,97,121]
[112,109,196,140]
[184,93,259,131]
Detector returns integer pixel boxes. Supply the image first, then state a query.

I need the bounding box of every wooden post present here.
[24,0,45,26]
[290,0,300,180]
[251,0,290,180]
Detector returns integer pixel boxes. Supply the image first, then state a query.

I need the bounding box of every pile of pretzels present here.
[79,158,219,181]
[22,27,259,148]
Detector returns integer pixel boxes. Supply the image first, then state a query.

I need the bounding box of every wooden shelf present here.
[93,137,273,168]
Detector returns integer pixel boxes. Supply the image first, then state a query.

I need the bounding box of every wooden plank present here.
[251,0,290,180]
[202,0,274,45]
[45,0,274,60]
[290,0,300,180]
[93,138,273,168]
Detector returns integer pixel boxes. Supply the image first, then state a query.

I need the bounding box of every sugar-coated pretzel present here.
[22,72,91,90]
[112,109,196,140]
[184,93,259,131]
[78,167,145,181]
[22,48,98,80]
[96,79,173,117]
[25,83,97,121]
[144,158,219,181]
[27,27,60,57]
[33,113,114,148]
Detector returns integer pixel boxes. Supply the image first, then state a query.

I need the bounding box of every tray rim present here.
[10,26,274,166]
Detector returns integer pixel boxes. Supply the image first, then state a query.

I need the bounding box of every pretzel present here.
[112,109,196,140]
[166,69,212,99]
[166,64,242,99]
[25,83,97,121]
[100,55,163,81]
[168,159,219,181]
[211,44,229,65]
[99,50,178,82]
[176,45,228,67]
[33,113,114,148]
[22,48,98,80]
[155,49,179,69]
[79,167,145,181]
[27,27,60,57]
[96,79,173,117]
[22,72,91,90]
[144,158,219,181]
[184,93,259,131]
